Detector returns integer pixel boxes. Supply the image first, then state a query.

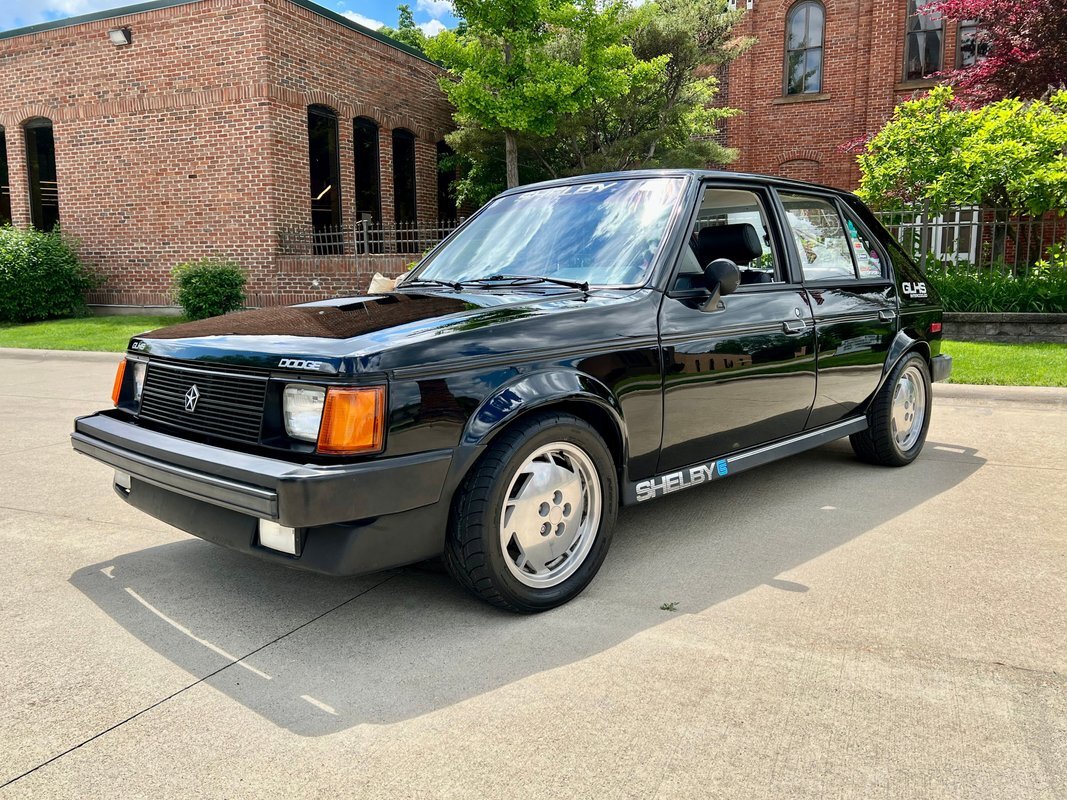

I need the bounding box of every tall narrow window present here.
[957,19,989,68]
[307,105,341,249]
[0,128,10,226]
[904,0,943,81]
[353,117,381,225]
[784,2,824,95]
[25,118,59,230]
[436,141,457,221]
[392,129,417,224]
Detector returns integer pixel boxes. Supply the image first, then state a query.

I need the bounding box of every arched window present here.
[392,129,418,253]
[436,140,457,221]
[24,118,59,230]
[784,2,824,95]
[353,117,381,225]
[0,127,10,226]
[307,105,341,246]
[392,129,417,225]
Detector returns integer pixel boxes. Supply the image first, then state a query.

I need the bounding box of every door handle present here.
[782,319,807,335]
[878,310,897,322]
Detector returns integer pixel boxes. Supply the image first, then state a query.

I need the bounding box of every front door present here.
[657,184,817,473]
[776,191,899,428]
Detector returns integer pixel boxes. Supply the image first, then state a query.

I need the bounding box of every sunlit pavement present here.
[0,348,1064,799]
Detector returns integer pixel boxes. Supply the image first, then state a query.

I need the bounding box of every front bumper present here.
[931,354,953,383]
[71,412,454,575]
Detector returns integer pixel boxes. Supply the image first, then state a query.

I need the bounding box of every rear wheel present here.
[850,352,932,466]
[444,412,618,612]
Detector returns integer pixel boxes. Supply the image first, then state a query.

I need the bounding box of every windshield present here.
[413,177,686,287]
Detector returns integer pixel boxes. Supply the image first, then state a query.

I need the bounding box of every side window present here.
[840,207,886,279]
[677,187,782,288]
[780,193,857,281]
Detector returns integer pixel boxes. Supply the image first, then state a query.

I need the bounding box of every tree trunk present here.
[505,130,519,189]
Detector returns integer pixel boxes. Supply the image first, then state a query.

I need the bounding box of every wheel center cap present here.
[549,506,564,525]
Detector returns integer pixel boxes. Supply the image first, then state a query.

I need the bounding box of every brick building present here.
[724,0,982,190]
[0,0,456,308]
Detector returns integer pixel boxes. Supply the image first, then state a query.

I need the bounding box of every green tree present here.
[857,86,1067,214]
[380,4,428,52]
[429,0,749,203]
[427,0,648,189]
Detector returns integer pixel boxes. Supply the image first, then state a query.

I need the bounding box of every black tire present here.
[850,351,932,467]
[444,411,619,613]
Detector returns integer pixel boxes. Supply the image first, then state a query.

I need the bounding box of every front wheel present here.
[850,352,932,466]
[444,412,618,612]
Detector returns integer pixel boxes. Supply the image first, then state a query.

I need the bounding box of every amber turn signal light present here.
[111,359,127,406]
[317,386,385,454]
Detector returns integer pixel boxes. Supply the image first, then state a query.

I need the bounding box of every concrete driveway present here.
[0,349,1064,799]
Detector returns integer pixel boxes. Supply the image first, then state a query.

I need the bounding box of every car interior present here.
[673,188,780,292]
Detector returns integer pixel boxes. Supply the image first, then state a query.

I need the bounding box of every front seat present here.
[694,223,772,285]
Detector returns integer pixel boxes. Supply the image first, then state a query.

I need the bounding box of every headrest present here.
[695,223,763,267]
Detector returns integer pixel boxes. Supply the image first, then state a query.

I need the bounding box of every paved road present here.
[0,349,1064,799]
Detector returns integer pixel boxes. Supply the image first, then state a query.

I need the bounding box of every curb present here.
[0,347,122,363]
[935,383,1067,406]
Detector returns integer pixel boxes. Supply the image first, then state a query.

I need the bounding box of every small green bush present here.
[171,258,246,320]
[0,226,97,323]
[927,266,1067,314]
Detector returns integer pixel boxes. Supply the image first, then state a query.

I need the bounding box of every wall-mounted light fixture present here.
[107,27,132,46]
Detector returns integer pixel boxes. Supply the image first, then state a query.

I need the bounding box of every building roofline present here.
[0,0,436,65]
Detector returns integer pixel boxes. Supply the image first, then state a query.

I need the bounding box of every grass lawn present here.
[943,340,1067,387]
[0,315,181,353]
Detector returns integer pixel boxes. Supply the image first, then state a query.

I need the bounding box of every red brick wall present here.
[0,0,454,307]
[726,0,960,190]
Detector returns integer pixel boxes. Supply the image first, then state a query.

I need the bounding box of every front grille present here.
[138,361,269,444]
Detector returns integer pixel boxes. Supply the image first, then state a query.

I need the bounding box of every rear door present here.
[775,191,898,429]
[657,183,817,473]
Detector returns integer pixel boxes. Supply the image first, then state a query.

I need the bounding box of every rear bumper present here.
[931,354,953,383]
[71,411,454,575]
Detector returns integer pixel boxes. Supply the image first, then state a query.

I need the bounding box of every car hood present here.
[132,289,650,375]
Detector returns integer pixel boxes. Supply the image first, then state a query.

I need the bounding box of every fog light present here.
[259,519,298,555]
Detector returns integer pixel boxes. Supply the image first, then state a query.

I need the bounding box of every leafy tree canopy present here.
[380,4,429,52]
[857,86,1067,214]
[931,0,1067,105]
[425,0,751,204]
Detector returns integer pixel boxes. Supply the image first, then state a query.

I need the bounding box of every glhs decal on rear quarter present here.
[635,458,729,502]
[902,281,928,299]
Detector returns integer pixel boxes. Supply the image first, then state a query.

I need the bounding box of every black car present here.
[72,170,951,612]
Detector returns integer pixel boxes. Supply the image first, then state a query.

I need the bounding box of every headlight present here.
[283,385,326,442]
[130,361,147,403]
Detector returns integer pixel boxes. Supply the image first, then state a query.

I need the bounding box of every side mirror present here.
[700,258,740,311]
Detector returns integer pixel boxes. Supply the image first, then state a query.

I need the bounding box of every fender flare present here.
[874,330,932,396]
[461,369,628,451]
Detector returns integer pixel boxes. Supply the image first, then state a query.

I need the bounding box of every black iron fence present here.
[279,219,462,257]
[873,206,1067,274]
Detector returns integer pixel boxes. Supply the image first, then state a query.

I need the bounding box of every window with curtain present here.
[784,1,824,95]
[24,118,59,231]
[957,19,989,68]
[904,0,943,80]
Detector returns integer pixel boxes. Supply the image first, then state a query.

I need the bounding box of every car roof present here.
[502,169,858,201]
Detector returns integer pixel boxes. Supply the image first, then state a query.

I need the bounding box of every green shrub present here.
[927,267,1067,314]
[171,258,246,320]
[0,226,97,323]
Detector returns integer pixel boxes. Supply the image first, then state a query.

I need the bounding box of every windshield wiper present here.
[462,274,590,292]
[399,277,463,291]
